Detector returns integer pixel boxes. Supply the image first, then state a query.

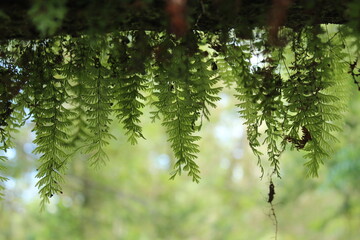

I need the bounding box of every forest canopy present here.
[0,0,360,207]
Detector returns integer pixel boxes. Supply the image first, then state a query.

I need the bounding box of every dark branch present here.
[0,0,351,40]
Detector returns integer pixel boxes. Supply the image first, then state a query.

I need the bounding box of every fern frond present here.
[82,55,115,167]
[0,152,8,198]
[27,41,75,209]
[152,36,206,182]
[109,33,148,144]
[63,38,93,145]
[284,26,348,176]
[32,86,72,208]
[226,42,268,176]
[190,51,222,123]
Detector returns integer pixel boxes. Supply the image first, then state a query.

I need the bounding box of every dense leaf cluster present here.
[0,24,357,205]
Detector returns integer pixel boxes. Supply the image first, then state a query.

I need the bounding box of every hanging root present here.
[268,179,278,240]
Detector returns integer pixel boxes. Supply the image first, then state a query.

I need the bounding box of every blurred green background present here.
[1,87,360,240]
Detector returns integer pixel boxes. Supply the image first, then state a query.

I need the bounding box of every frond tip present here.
[0,155,8,199]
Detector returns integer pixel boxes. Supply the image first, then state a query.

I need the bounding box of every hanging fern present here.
[152,36,200,182]
[0,125,10,199]
[28,41,75,208]
[81,43,115,167]
[224,27,350,178]
[225,40,266,175]
[0,24,355,203]
[283,26,348,177]
[61,37,93,146]
[0,102,27,198]
[109,32,148,145]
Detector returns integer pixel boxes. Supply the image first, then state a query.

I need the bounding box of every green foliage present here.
[0,42,33,198]
[28,0,67,36]
[225,34,286,177]
[283,26,347,177]
[225,41,266,174]
[62,37,93,145]
[79,43,115,167]
[109,32,149,144]
[224,27,350,178]
[151,33,221,182]
[2,93,360,239]
[28,41,75,208]
[0,24,356,204]
[344,0,360,53]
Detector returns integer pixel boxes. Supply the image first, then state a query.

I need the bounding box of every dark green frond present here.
[109,32,149,144]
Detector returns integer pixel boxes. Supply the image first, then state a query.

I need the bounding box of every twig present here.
[349,58,360,91]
